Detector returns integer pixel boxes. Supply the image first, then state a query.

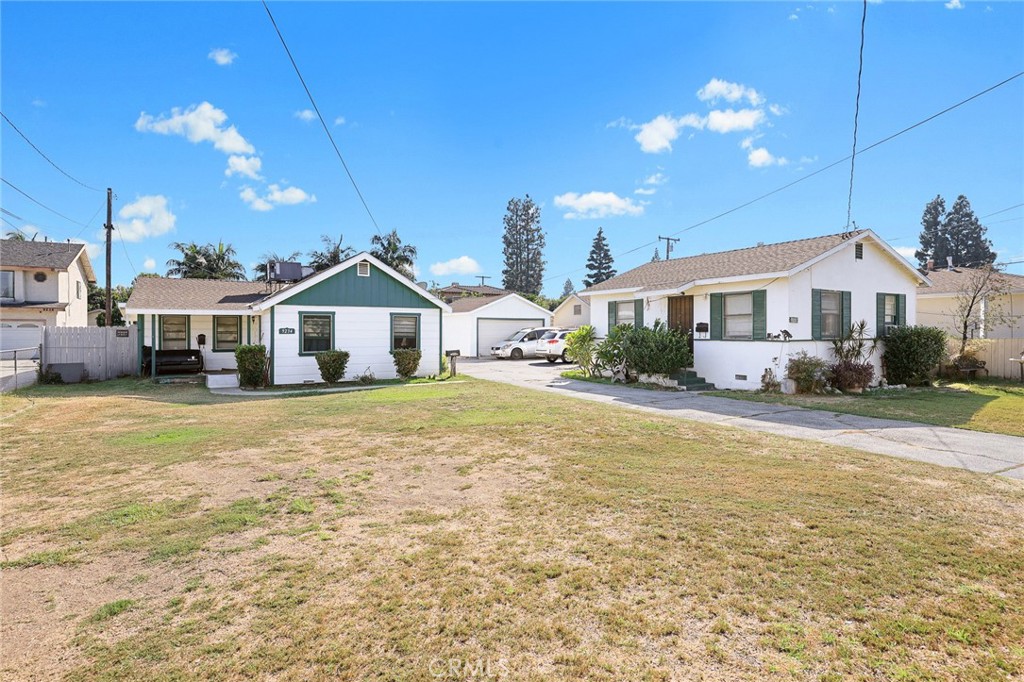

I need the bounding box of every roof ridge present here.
[657,229,865,265]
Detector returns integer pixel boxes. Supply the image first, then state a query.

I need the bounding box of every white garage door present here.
[477,318,545,357]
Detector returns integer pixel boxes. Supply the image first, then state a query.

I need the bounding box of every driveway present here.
[458,357,1024,480]
[0,358,39,393]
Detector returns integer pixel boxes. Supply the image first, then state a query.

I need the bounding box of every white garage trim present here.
[476,317,544,357]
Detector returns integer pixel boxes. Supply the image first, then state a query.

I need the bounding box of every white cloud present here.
[634,188,657,196]
[208,48,237,66]
[707,108,765,133]
[789,13,799,20]
[143,257,157,271]
[554,191,645,220]
[642,172,668,186]
[606,116,631,129]
[334,116,346,126]
[945,0,964,8]
[634,113,705,153]
[429,256,481,276]
[135,102,254,155]
[769,103,787,116]
[240,184,316,212]
[115,195,177,242]
[294,109,316,123]
[225,155,263,180]
[80,241,101,261]
[31,98,46,108]
[741,137,788,168]
[894,246,917,261]
[697,78,765,107]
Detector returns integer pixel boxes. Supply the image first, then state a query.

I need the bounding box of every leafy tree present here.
[949,266,1012,357]
[561,278,574,297]
[583,227,616,289]
[501,195,546,295]
[370,229,417,279]
[652,247,661,262]
[308,234,356,272]
[254,250,303,280]
[88,283,132,326]
[915,194,995,268]
[165,241,246,280]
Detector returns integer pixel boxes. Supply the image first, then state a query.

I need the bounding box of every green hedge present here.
[594,320,692,380]
[391,349,422,378]
[882,326,947,385]
[235,345,268,388]
[315,350,351,383]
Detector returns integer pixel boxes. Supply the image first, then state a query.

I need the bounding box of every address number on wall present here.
[278,328,296,334]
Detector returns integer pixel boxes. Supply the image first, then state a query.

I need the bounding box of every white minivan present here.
[490,327,558,360]
[535,329,574,363]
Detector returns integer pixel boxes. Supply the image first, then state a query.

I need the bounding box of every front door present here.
[668,296,694,352]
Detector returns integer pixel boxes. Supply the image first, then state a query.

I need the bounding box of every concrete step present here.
[678,382,716,391]
[206,373,240,389]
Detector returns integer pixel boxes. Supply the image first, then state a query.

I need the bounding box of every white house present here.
[916,266,1024,340]
[124,252,449,384]
[442,293,552,357]
[580,230,928,391]
[551,292,590,329]
[0,239,96,328]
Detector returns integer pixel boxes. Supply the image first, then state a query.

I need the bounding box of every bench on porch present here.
[142,346,204,375]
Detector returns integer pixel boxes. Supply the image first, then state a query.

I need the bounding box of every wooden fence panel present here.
[946,337,1024,380]
[42,327,138,381]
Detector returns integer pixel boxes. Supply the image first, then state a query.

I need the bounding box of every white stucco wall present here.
[552,296,590,329]
[442,296,551,357]
[917,292,1023,340]
[271,304,442,383]
[0,259,90,327]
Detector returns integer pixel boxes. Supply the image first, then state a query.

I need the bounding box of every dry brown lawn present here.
[1,378,1022,681]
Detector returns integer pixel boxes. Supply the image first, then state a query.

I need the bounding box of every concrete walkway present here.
[459,358,1024,480]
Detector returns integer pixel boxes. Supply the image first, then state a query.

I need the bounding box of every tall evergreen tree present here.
[915,194,995,268]
[583,227,616,289]
[501,195,546,294]
[560,278,574,297]
[651,247,661,262]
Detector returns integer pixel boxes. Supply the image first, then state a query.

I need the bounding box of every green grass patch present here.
[90,599,134,622]
[0,549,78,569]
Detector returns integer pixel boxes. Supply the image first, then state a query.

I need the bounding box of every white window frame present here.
[357,262,370,277]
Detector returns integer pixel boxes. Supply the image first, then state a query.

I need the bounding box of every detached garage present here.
[443,293,552,357]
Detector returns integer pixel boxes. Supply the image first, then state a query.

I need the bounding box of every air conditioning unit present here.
[268,261,304,282]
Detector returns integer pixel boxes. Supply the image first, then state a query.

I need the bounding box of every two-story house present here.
[0,239,97,329]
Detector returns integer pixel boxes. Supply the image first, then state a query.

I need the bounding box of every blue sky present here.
[2,1,1022,293]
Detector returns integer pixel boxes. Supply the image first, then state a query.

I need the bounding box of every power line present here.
[982,202,1023,218]
[544,70,1024,283]
[845,0,868,232]
[261,0,383,237]
[1,177,89,228]
[115,226,139,279]
[0,112,102,193]
[1,207,24,221]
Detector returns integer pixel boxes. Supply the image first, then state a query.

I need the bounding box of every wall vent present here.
[855,243,864,260]
[357,262,370,277]
[735,374,747,381]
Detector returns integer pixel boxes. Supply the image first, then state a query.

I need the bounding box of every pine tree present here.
[652,247,661,262]
[501,195,546,294]
[583,227,616,289]
[915,194,995,268]
[561,278,574,297]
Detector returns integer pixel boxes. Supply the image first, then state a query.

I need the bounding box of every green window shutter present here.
[608,301,617,330]
[634,299,644,328]
[841,291,852,335]
[876,292,886,337]
[752,289,767,340]
[710,293,723,340]
[897,294,906,327]
[811,289,822,340]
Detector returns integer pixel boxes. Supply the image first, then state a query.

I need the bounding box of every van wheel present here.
[561,352,570,364]
[511,348,523,360]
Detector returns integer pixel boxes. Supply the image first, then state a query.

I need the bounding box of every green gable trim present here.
[709,293,723,340]
[280,262,437,309]
[752,289,767,340]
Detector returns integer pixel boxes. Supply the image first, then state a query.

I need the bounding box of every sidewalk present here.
[459,359,1024,480]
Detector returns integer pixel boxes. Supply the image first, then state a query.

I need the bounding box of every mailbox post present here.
[445,349,461,377]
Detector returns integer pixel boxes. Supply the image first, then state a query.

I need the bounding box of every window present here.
[724,293,753,339]
[392,314,419,350]
[300,313,333,354]
[214,316,241,352]
[161,315,188,350]
[876,292,905,337]
[820,291,842,339]
[883,295,897,326]
[613,300,635,326]
[76,281,82,299]
[573,304,582,316]
[357,261,370,277]
[0,271,13,299]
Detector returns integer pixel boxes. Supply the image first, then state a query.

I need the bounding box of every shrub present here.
[828,360,875,391]
[882,326,947,385]
[565,325,599,377]
[37,365,64,385]
[358,369,376,385]
[391,348,421,378]
[623,320,692,376]
[950,339,987,370]
[831,319,877,363]
[315,350,350,383]
[234,344,268,388]
[786,351,829,394]
[760,367,781,393]
[595,325,629,379]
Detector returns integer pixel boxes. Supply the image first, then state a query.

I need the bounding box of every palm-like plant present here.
[370,229,417,279]
[253,250,303,280]
[308,234,355,272]
[166,241,247,280]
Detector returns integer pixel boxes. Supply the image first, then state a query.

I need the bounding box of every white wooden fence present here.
[42,326,138,380]
[947,337,1024,380]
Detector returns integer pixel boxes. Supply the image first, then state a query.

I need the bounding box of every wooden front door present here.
[668,296,694,351]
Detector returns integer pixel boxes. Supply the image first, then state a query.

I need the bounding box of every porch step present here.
[670,370,716,391]
[206,373,240,389]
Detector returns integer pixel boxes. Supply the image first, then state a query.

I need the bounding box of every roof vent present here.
[946,256,954,270]
[267,261,304,282]
[416,281,428,290]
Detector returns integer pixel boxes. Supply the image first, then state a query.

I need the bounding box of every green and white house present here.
[124,253,450,385]
[580,230,930,391]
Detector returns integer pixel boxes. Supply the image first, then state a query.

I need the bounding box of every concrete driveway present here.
[458,357,1024,480]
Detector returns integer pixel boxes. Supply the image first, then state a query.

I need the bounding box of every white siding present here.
[918,292,1024,340]
[442,296,552,357]
[271,304,441,384]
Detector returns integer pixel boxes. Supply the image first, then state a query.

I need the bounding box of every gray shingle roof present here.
[0,239,96,282]
[437,283,508,297]
[448,293,513,313]
[919,267,1024,295]
[581,231,868,294]
[126,277,271,312]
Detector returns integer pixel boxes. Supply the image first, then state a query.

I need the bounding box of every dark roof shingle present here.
[920,267,1024,295]
[0,239,96,281]
[126,277,270,311]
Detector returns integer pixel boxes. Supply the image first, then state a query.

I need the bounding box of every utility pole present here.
[476,275,491,287]
[104,188,113,327]
[657,235,680,260]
